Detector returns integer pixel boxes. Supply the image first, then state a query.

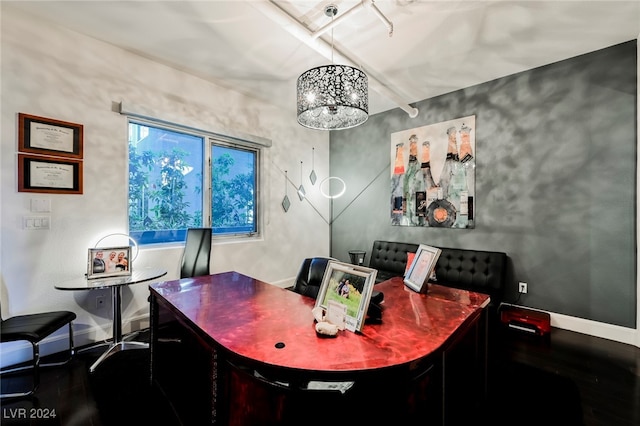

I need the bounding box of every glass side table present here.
[55,267,167,372]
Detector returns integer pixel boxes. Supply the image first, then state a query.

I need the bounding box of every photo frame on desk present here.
[87,246,132,280]
[404,244,441,294]
[315,261,377,332]
[18,113,83,159]
[18,153,83,194]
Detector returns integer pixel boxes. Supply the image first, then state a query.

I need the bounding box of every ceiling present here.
[5,1,640,117]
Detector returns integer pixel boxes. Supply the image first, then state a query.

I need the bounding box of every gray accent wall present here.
[330,40,637,328]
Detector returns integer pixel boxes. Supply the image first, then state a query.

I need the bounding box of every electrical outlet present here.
[518,282,528,294]
[96,295,106,309]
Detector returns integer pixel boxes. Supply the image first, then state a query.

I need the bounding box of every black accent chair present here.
[1,309,76,398]
[291,257,334,299]
[180,228,212,278]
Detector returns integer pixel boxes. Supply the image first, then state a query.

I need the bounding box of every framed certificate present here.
[18,153,83,194]
[18,113,83,159]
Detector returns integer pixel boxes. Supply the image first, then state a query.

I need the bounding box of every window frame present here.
[208,136,262,241]
[126,115,267,245]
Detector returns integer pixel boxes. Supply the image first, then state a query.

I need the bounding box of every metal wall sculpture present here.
[390,115,475,228]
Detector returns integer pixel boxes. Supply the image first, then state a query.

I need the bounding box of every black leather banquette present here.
[368,240,507,310]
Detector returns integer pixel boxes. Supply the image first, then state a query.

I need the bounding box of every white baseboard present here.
[550,311,638,347]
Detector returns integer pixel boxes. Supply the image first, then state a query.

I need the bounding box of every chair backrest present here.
[291,257,333,299]
[180,228,212,278]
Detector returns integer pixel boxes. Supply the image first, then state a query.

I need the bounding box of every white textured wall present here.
[0,6,330,366]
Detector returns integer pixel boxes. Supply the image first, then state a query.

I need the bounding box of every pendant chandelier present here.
[297,5,368,130]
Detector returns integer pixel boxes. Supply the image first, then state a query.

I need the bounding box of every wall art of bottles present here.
[390,115,475,228]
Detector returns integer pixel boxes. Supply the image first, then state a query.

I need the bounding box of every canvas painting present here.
[390,115,475,228]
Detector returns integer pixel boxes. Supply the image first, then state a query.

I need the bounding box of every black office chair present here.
[151,228,212,346]
[180,228,212,278]
[291,257,334,299]
[147,227,212,306]
[147,228,212,307]
[0,308,76,398]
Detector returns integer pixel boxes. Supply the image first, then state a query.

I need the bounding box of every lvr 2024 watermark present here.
[3,408,57,419]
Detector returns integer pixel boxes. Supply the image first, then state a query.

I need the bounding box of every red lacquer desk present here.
[149,271,490,425]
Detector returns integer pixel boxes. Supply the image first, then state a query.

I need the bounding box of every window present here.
[211,143,258,236]
[128,120,260,245]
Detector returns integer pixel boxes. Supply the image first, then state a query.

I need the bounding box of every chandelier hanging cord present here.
[310,0,392,39]
[327,6,362,73]
[329,5,335,64]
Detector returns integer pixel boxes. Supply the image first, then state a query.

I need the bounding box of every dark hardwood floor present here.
[1,326,638,425]
[0,338,181,426]
[491,326,640,426]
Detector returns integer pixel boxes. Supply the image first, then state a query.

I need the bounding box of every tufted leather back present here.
[368,240,419,278]
[368,240,507,305]
[434,247,507,302]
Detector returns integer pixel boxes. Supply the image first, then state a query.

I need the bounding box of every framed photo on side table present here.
[404,244,442,294]
[87,246,132,280]
[315,260,377,332]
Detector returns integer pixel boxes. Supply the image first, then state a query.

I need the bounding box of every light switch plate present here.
[23,215,51,230]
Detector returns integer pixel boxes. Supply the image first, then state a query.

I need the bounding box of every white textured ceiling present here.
[5,1,640,116]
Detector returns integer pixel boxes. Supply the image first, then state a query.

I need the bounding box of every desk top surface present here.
[150,271,489,373]
[55,267,167,290]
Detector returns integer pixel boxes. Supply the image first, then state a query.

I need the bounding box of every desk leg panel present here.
[150,295,227,425]
[441,310,487,425]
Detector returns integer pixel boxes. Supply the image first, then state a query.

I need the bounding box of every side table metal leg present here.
[89,341,148,372]
[89,285,149,373]
[112,285,123,342]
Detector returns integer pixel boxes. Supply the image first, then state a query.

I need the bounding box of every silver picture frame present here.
[315,260,377,332]
[404,244,441,293]
[87,246,132,280]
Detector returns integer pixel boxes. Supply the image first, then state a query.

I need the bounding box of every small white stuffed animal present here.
[312,306,339,336]
[315,321,339,337]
